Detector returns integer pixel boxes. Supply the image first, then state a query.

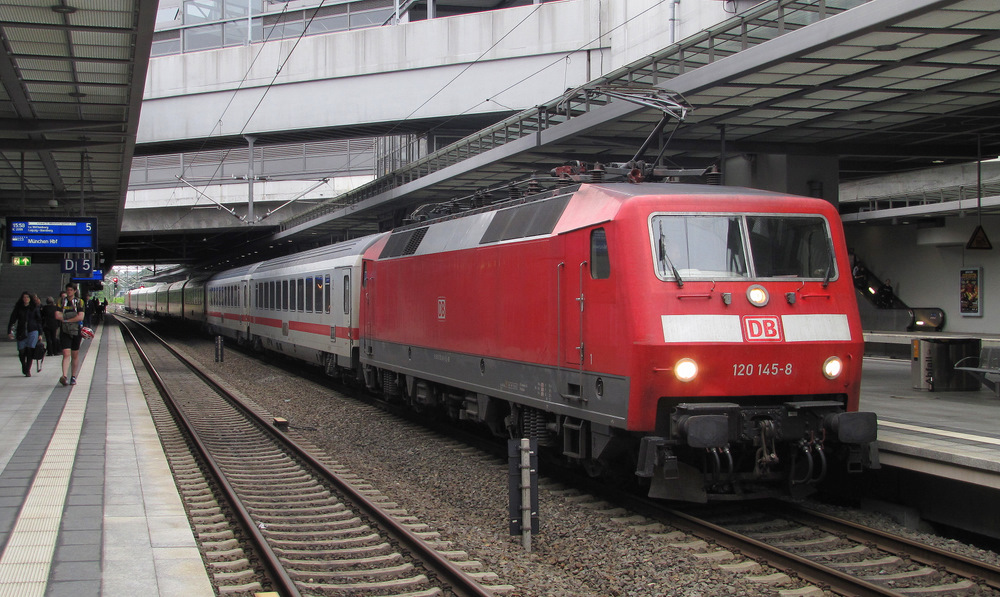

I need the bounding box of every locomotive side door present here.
[559,231,589,400]
[559,227,614,401]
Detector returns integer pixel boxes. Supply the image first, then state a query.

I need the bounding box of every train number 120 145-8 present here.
[733,363,793,376]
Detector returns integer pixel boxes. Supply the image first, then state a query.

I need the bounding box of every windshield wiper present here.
[822,251,834,288]
[658,222,683,287]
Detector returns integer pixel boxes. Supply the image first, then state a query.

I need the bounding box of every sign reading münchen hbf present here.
[6,217,98,253]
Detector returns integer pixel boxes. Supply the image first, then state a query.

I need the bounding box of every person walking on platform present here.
[55,283,85,386]
[7,291,43,377]
[40,296,60,356]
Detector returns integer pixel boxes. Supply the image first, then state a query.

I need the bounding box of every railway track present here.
[118,316,504,597]
[123,315,1000,596]
[646,501,1000,597]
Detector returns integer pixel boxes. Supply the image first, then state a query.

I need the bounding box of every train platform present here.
[0,322,213,597]
[0,323,999,596]
[861,356,1000,490]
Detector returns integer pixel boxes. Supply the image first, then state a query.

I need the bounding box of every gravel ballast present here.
[158,329,999,596]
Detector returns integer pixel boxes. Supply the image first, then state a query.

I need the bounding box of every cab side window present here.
[591,228,610,279]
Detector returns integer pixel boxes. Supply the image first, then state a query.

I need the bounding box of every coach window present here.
[282,280,289,311]
[591,228,610,279]
[297,278,305,311]
[305,277,314,312]
[271,281,276,310]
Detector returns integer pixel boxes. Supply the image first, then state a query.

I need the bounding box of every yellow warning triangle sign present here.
[967,225,993,250]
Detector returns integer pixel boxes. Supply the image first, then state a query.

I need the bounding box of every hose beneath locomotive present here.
[812,442,828,483]
[790,440,814,486]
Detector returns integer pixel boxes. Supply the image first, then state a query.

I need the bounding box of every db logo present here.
[743,316,782,342]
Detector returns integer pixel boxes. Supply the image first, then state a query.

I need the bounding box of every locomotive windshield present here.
[650,214,835,282]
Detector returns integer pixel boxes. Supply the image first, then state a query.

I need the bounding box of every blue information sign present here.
[6,217,98,252]
[71,269,103,282]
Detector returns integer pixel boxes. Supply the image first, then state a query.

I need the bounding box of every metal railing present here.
[849,179,1000,214]
[280,0,868,232]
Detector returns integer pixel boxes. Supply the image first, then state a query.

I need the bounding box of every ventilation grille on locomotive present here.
[479,195,571,244]
[379,227,429,258]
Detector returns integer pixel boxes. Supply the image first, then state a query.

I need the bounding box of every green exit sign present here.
[11,256,31,266]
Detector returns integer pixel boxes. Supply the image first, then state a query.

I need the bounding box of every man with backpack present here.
[55,283,85,386]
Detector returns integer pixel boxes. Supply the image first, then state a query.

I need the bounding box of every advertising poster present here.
[960,267,982,317]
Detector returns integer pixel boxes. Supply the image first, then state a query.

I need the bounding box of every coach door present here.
[332,267,352,346]
[242,280,250,335]
[361,260,374,357]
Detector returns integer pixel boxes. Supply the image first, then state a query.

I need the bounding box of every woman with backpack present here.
[7,290,43,377]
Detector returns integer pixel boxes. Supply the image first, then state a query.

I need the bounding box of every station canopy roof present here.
[4,0,1000,268]
[0,0,155,267]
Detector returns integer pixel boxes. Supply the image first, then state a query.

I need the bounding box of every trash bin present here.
[911,338,981,391]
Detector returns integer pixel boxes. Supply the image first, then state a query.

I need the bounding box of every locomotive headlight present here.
[746,285,769,307]
[823,356,843,379]
[674,358,698,382]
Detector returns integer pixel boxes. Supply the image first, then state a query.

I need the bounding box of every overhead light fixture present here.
[874,44,899,52]
[51,4,77,14]
[68,91,86,98]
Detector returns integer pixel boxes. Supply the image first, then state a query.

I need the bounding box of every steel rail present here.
[120,316,495,597]
[658,507,905,597]
[119,319,301,597]
[788,504,1000,591]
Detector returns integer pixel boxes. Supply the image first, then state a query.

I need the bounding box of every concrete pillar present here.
[724,153,840,207]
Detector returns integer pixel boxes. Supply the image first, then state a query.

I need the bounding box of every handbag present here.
[33,342,46,360]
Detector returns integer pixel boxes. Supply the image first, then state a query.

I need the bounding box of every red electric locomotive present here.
[359,182,878,501]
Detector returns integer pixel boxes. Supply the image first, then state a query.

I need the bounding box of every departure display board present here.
[6,217,98,252]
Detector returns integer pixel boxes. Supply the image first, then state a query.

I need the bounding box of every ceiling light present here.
[51,4,77,14]
[69,91,86,98]
[874,44,899,52]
